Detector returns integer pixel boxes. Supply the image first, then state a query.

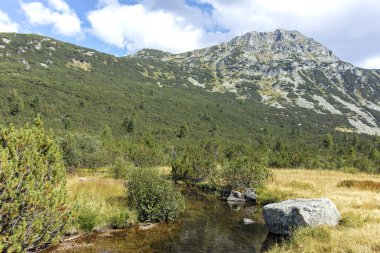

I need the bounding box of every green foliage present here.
[171,141,220,182]
[122,118,135,133]
[109,210,130,229]
[57,132,110,170]
[177,122,189,138]
[219,156,271,190]
[323,133,334,149]
[0,119,72,252]
[111,156,135,179]
[125,167,185,222]
[7,89,24,115]
[0,33,378,174]
[77,210,98,233]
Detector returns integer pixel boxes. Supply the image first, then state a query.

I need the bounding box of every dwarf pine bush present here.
[0,118,72,252]
[125,167,185,222]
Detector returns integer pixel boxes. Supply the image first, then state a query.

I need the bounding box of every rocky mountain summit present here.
[136,29,380,135]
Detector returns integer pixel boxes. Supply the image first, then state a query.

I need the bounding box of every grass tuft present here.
[340,212,369,229]
[67,176,137,233]
[266,169,380,253]
[337,180,380,192]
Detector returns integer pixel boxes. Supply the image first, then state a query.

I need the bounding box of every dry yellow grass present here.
[266,169,380,253]
[67,175,137,232]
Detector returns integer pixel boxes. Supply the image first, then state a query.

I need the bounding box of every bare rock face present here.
[262,198,341,235]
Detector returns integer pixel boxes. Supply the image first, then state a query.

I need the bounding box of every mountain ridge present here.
[134,29,380,135]
[0,30,379,135]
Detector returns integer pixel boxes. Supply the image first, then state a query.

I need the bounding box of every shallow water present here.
[49,189,270,253]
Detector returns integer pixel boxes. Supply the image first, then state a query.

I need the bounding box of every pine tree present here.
[0,118,72,252]
[8,89,24,115]
[323,133,334,149]
[127,119,135,133]
[177,122,189,138]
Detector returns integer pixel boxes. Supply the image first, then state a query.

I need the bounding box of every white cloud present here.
[0,10,19,32]
[87,1,206,53]
[196,0,380,68]
[361,55,380,69]
[83,0,380,68]
[21,0,82,37]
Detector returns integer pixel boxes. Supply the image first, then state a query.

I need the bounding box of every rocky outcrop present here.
[262,198,341,235]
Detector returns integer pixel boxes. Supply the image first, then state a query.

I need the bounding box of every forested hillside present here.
[0,32,379,172]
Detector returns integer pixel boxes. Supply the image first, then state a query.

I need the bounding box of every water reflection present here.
[47,188,272,253]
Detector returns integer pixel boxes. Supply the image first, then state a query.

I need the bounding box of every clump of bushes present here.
[0,119,72,252]
[171,143,271,191]
[124,167,185,222]
[57,132,111,170]
[218,156,271,190]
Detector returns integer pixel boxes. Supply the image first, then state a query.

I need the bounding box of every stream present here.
[48,188,272,253]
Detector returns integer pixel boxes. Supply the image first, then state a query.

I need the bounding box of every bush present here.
[109,210,130,228]
[111,157,135,179]
[0,119,72,252]
[57,132,110,170]
[125,168,185,222]
[77,211,98,233]
[219,156,271,190]
[171,143,219,183]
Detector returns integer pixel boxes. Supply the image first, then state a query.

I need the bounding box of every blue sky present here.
[1,0,380,68]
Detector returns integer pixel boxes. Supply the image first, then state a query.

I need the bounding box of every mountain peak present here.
[227,29,338,62]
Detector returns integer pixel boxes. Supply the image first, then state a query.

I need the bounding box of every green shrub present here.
[125,168,185,222]
[219,156,271,190]
[0,119,72,252]
[171,143,219,183]
[109,210,130,228]
[77,211,98,233]
[57,132,110,170]
[111,157,135,179]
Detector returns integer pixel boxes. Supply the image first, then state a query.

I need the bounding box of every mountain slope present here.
[0,30,379,137]
[134,29,380,135]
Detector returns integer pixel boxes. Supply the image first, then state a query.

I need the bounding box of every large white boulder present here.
[262,198,341,235]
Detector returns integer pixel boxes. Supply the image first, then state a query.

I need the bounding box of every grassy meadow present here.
[66,166,173,233]
[64,167,380,252]
[66,172,136,233]
[262,169,380,253]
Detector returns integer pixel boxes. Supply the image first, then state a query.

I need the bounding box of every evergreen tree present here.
[8,89,24,116]
[122,118,135,133]
[0,118,72,252]
[323,133,334,149]
[127,119,135,133]
[177,122,189,138]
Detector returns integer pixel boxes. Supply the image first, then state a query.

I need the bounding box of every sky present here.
[0,0,380,69]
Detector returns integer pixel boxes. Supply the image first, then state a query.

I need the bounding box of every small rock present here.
[244,188,257,202]
[138,223,156,230]
[226,190,245,202]
[262,198,341,235]
[243,218,255,224]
